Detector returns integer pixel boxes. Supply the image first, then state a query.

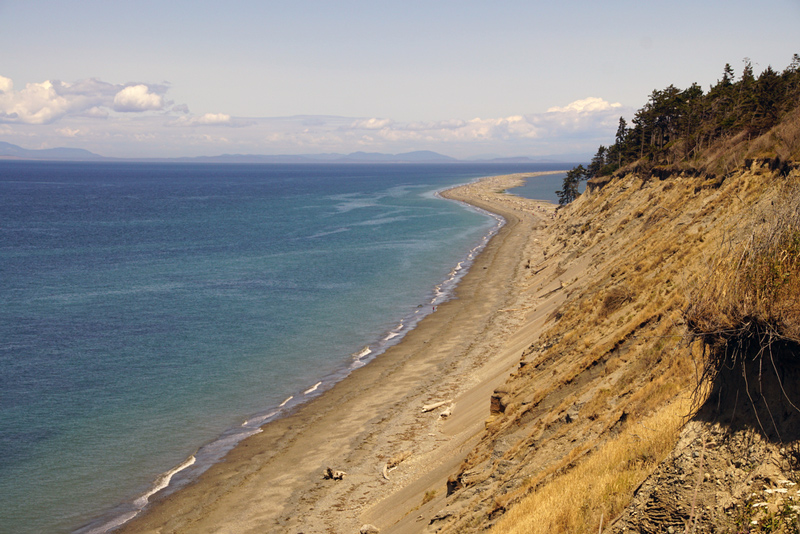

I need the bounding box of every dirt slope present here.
[428,160,800,533]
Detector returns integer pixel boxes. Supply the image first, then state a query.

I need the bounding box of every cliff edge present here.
[428,104,800,532]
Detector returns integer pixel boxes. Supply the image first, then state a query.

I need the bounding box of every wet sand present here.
[115,172,565,534]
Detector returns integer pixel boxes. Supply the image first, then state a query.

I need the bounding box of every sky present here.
[0,0,798,159]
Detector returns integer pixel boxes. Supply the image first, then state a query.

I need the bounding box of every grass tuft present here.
[685,183,800,377]
[489,397,691,534]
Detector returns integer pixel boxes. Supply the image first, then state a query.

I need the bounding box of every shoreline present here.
[80,174,511,534]
[111,171,564,534]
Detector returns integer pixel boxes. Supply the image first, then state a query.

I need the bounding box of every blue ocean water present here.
[506,171,567,201]
[0,161,566,534]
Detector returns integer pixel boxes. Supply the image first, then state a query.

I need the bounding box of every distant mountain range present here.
[0,141,579,164]
[0,141,106,161]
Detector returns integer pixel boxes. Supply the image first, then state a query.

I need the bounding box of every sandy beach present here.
[115,172,566,534]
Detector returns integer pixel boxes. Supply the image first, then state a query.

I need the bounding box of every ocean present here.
[0,161,567,533]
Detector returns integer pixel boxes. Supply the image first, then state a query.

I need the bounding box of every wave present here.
[81,455,197,534]
[303,381,323,395]
[352,346,372,359]
[133,455,197,509]
[242,410,280,428]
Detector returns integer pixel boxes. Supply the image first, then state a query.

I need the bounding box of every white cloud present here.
[0,84,629,158]
[0,76,172,124]
[186,112,231,125]
[196,113,231,124]
[168,112,251,128]
[0,80,72,124]
[57,127,80,137]
[547,97,621,114]
[113,84,164,112]
[350,118,393,130]
[0,76,12,93]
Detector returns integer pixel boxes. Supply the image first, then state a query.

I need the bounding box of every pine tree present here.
[556,165,586,206]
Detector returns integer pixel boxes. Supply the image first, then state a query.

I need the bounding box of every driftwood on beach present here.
[323,467,346,480]
[421,399,452,413]
[382,451,411,480]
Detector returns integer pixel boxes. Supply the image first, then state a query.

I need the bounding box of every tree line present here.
[558,54,800,205]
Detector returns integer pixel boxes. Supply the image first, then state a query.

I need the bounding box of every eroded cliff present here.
[430,149,800,533]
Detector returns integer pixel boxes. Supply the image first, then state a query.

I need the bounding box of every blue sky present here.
[1,0,798,159]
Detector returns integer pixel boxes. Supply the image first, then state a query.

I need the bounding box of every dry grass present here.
[489,396,692,534]
[422,489,437,505]
[747,107,800,162]
[681,181,800,442]
[685,183,800,364]
[599,286,633,318]
[440,163,798,534]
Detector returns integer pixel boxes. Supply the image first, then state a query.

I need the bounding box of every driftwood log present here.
[382,451,411,480]
[323,467,346,480]
[421,399,452,413]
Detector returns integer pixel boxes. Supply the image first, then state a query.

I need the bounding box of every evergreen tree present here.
[613,118,628,167]
[721,63,735,86]
[557,165,586,206]
[587,146,607,179]
[569,54,800,183]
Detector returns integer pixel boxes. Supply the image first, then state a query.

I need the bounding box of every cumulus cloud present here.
[350,117,394,130]
[0,80,72,124]
[196,112,231,124]
[547,97,622,114]
[112,84,164,112]
[247,99,625,156]
[168,112,250,128]
[0,76,12,93]
[0,87,628,158]
[0,75,171,124]
[332,100,622,146]
[188,112,231,125]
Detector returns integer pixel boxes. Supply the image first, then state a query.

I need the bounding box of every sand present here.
[115,172,566,534]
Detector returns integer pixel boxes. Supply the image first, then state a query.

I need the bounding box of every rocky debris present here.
[490,387,510,414]
[359,524,380,534]
[609,421,800,533]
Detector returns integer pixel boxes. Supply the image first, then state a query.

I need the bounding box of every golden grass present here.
[747,106,800,161]
[686,182,800,351]
[442,164,797,534]
[489,396,692,534]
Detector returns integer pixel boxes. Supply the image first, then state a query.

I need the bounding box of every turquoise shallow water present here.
[0,162,568,533]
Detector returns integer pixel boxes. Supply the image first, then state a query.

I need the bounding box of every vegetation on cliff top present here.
[558,54,800,205]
